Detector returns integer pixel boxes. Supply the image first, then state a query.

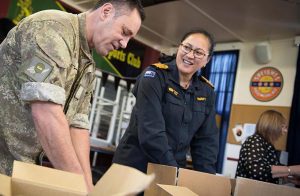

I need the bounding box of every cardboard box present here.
[0,173,11,196]
[0,161,154,196]
[234,177,300,196]
[145,163,231,196]
[157,184,198,196]
[145,163,300,196]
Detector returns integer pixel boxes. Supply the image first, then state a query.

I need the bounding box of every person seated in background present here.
[236,110,287,184]
[113,29,219,174]
[272,165,300,186]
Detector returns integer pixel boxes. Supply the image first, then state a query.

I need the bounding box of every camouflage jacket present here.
[0,10,95,175]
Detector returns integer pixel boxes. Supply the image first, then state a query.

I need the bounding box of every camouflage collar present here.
[78,12,93,60]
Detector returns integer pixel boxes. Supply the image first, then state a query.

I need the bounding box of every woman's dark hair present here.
[158,53,176,63]
[180,29,215,57]
[92,0,145,21]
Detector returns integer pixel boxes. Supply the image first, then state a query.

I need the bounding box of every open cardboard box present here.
[145,163,300,196]
[234,177,300,196]
[145,163,231,196]
[0,161,154,196]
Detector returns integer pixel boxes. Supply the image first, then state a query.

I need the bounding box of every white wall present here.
[220,37,299,176]
[222,143,241,178]
[232,38,299,106]
[163,38,299,106]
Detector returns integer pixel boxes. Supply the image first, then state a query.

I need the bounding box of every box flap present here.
[145,163,178,196]
[0,173,11,196]
[234,177,300,196]
[177,168,231,196]
[12,161,87,196]
[157,184,198,196]
[90,163,155,196]
[230,178,236,195]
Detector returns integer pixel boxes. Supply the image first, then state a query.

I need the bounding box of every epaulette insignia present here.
[152,63,169,70]
[200,76,214,89]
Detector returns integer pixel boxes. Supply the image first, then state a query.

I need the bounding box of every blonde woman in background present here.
[236,110,287,184]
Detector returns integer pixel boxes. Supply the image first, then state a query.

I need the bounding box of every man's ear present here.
[99,3,115,20]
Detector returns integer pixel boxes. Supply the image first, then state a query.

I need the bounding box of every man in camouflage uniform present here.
[0,0,144,191]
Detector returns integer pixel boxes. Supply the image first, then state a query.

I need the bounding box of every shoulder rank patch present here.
[152,63,169,70]
[200,76,214,89]
[144,70,156,78]
[168,87,179,96]
[196,97,206,101]
[24,55,53,82]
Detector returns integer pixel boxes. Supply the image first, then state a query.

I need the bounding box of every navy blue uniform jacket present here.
[113,60,219,173]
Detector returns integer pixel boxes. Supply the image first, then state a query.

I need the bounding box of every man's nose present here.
[119,38,129,49]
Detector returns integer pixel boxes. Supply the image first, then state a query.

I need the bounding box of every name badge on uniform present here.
[196,97,206,101]
[24,55,53,82]
[144,70,156,78]
[168,87,179,96]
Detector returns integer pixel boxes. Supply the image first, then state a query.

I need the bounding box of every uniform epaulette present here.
[200,76,214,89]
[152,63,169,70]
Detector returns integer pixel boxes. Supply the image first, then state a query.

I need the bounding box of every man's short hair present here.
[92,0,145,21]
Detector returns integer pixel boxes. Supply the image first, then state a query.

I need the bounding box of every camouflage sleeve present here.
[71,113,90,130]
[17,20,75,105]
[21,82,65,105]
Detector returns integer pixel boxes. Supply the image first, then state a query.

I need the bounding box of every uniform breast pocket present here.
[190,101,207,134]
[165,93,182,105]
[75,65,94,100]
[67,66,93,115]
[163,93,184,127]
[74,84,87,100]
[193,101,206,113]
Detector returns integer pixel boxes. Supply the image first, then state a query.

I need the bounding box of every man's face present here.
[91,6,142,56]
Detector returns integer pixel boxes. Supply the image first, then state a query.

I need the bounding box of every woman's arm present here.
[272,165,300,178]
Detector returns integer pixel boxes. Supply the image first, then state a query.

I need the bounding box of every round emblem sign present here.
[250,67,283,102]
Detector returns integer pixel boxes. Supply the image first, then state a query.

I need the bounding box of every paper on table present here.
[243,124,256,137]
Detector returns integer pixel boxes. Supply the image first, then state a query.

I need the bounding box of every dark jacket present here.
[113,60,219,173]
[236,133,280,184]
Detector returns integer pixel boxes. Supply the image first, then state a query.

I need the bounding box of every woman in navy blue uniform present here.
[113,29,219,174]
